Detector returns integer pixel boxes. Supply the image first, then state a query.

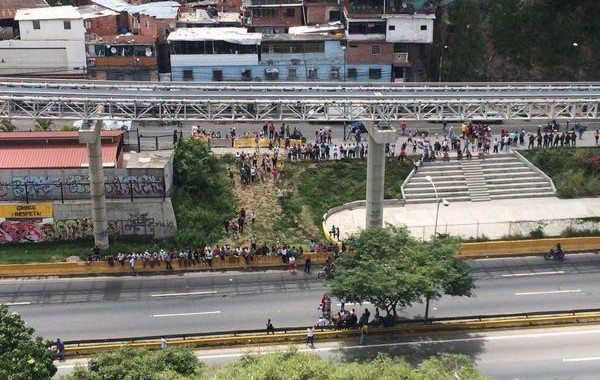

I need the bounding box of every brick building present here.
[243,0,304,34]
[79,4,119,37]
[304,0,340,25]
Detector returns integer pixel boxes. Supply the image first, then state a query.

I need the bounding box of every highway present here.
[3,252,600,341]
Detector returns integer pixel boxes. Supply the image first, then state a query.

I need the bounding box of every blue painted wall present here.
[171,40,391,82]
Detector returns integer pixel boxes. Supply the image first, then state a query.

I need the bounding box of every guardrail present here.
[60,307,600,357]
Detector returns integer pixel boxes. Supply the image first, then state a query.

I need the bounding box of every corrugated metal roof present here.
[0,143,119,169]
[0,130,123,141]
[92,0,179,19]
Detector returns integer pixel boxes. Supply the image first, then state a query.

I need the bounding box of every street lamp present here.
[425,175,449,239]
[438,45,448,82]
[341,45,347,82]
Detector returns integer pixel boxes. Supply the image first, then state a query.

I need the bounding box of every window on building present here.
[84,20,91,29]
[420,25,428,31]
[32,20,40,30]
[347,68,357,79]
[329,10,340,21]
[369,68,382,79]
[330,67,340,79]
[212,70,223,81]
[254,8,276,18]
[388,25,395,31]
[286,8,295,17]
[145,20,149,28]
[308,68,318,79]
[241,69,252,81]
[183,70,193,81]
[64,20,71,30]
[372,45,381,55]
[265,68,279,80]
[288,68,297,79]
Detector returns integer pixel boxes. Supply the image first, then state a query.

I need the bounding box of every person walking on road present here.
[306,326,314,347]
[56,338,65,361]
[266,319,275,334]
[304,257,311,274]
[359,324,368,345]
[129,255,137,276]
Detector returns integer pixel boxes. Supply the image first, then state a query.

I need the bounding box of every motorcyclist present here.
[554,243,563,255]
[551,243,564,259]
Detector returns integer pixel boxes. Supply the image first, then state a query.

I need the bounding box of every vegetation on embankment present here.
[172,138,235,248]
[438,0,600,81]
[521,147,600,198]
[279,158,412,234]
[63,346,492,380]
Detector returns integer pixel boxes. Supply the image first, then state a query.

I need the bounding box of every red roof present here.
[0,131,123,169]
[0,144,120,169]
[0,131,123,141]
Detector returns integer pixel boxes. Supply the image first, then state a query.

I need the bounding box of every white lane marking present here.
[475,257,529,262]
[195,328,600,360]
[152,311,221,318]
[151,291,217,298]
[335,302,372,307]
[563,357,600,362]
[502,271,565,277]
[515,289,581,296]
[4,301,31,306]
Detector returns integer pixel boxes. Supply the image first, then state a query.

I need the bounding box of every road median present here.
[62,308,600,358]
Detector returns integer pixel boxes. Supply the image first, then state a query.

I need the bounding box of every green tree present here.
[0,305,56,380]
[65,346,203,380]
[0,119,16,132]
[34,119,55,132]
[326,226,474,319]
[172,138,235,246]
[213,350,492,380]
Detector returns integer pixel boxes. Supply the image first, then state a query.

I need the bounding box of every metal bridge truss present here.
[0,79,598,122]
[1,96,597,122]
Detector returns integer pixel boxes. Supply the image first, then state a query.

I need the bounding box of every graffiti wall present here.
[0,213,176,243]
[0,169,168,202]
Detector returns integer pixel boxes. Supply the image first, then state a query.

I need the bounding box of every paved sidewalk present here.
[326,197,600,241]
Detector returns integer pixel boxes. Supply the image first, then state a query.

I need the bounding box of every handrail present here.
[512,149,558,195]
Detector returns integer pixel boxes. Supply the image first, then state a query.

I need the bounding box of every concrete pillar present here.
[366,135,386,228]
[364,121,398,229]
[80,120,109,249]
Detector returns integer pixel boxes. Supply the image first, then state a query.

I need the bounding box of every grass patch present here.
[280,158,413,234]
[521,147,600,198]
[0,237,172,264]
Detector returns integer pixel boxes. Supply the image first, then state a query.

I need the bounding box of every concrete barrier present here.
[0,252,333,278]
[459,236,600,258]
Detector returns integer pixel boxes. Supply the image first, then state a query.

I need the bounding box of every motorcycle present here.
[544,248,565,261]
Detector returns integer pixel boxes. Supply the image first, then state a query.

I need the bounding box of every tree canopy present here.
[0,305,56,380]
[326,226,474,317]
[66,347,203,380]
[172,137,235,246]
[65,347,492,380]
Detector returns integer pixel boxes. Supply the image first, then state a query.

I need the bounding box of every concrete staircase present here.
[402,154,556,203]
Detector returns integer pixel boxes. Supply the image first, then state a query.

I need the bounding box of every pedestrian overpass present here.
[0,78,598,122]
